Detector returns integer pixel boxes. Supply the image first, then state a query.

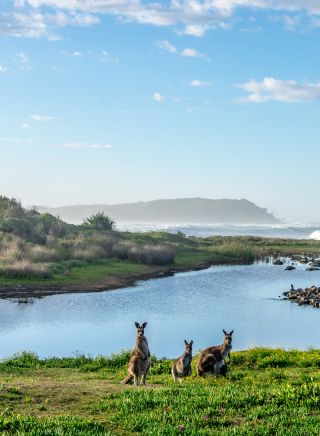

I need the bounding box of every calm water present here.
[0,261,319,358]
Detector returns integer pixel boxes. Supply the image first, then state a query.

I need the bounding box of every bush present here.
[111,242,175,265]
[83,212,115,231]
[28,245,59,262]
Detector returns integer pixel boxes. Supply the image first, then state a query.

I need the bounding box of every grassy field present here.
[0,348,319,435]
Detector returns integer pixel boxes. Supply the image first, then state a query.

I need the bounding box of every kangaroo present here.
[172,340,193,383]
[121,322,151,385]
[196,329,234,377]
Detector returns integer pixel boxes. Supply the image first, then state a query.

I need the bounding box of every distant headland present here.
[38,198,280,225]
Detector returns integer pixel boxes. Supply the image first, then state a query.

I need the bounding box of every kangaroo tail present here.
[121,374,133,384]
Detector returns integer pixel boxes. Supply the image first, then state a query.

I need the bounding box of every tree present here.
[83,212,116,231]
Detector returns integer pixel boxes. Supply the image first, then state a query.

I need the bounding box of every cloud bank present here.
[236,77,320,103]
[2,0,320,39]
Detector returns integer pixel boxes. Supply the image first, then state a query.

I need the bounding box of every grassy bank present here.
[0,348,319,434]
[0,231,320,292]
[1,233,320,295]
[1,197,320,294]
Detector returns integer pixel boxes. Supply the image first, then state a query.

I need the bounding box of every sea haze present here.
[118,223,320,240]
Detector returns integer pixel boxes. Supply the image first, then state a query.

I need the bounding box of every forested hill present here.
[38,198,280,225]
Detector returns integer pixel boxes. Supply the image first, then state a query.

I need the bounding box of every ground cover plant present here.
[0,348,319,435]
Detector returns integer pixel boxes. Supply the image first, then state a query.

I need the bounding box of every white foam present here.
[309,230,320,240]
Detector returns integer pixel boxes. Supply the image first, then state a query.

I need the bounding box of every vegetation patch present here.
[1,196,320,291]
[0,349,319,435]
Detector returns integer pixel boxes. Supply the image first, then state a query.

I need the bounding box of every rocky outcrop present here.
[283,285,320,308]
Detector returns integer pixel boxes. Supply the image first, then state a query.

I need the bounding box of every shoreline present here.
[0,259,238,299]
[1,234,320,300]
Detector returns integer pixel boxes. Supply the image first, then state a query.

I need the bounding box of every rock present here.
[285,266,296,271]
[273,259,284,265]
[311,262,320,268]
[306,267,320,271]
[283,284,320,309]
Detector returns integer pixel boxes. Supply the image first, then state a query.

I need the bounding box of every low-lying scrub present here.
[0,261,51,279]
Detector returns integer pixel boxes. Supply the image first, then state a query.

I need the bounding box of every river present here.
[0,260,319,358]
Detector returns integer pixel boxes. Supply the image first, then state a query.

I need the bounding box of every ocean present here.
[117,223,320,240]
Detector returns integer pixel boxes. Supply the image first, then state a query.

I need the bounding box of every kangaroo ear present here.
[142,322,147,328]
[135,322,140,328]
[184,339,188,346]
[189,340,193,346]
[230,329,234,336]
[223,329,227,335]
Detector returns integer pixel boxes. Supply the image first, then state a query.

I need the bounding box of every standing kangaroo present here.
[196,329,234,376]
[172,340,193,383]
[121,322,151,385]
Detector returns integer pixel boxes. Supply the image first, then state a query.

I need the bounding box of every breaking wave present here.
[309,230,320,240]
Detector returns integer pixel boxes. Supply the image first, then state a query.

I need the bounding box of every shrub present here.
[28,245,58,262]
[83,212,116,231]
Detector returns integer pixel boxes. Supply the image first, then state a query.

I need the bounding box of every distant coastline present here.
[37,198,280,225]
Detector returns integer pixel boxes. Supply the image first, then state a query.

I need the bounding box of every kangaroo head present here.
[135,321,147,338]
[184,339,193,354]
[223,329,234,345]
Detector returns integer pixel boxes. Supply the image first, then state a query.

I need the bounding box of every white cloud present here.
[0,9,99,40]
[17,52,29,63]
[236,77,320,103]
[182,24,210,37]
[0,65,7,73]
[100,50,119,63]
[156,40,209,60]
[153,92,166,103]
[22,123,31,130]
[181,48,207,59]
[157,40,177,54]
[61,142,113,150]
[30,114,53,122]
[3,0,320,40]
[189,79,211,87]
[15,52,32,70]
[71,50,83,57]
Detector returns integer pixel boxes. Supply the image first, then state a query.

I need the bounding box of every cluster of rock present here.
[272,255,320,271]
[283,285,320,308]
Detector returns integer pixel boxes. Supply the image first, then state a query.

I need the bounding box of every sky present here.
[0,1,320,223]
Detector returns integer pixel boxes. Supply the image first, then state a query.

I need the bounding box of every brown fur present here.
[172,340,193,383]
[121,322,151,385]
[196,329,234,376]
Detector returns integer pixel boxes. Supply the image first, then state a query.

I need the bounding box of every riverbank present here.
[0,348,319,434]
[1,234,320,298]
[0,258,224,298]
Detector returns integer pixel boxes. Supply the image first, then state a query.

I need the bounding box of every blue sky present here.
[1,1,320,222]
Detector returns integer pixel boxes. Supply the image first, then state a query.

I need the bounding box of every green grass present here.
[0,349,319,435]
[0,259,150,287]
